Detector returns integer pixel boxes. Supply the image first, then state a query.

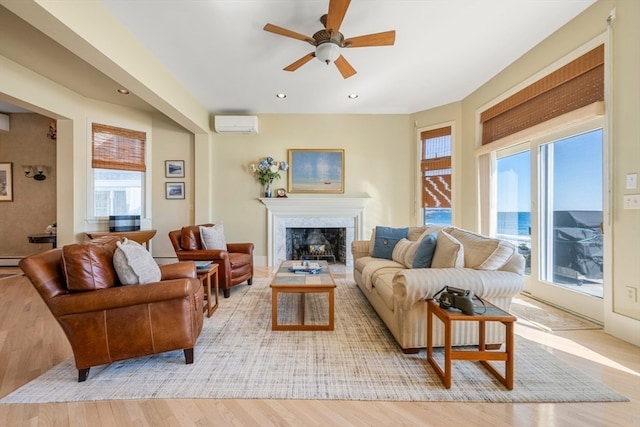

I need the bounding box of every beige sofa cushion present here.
[360,258,404,291]
[407,226,429,241]
[372,271,397,312]
[445,226,515,270]
[431,230,464,268]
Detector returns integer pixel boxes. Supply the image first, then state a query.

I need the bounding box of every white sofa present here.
[351,225,525,353]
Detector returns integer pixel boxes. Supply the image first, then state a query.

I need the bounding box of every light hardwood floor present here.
[0,266,638,427]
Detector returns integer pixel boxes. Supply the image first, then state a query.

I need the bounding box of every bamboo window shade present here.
[420,126,452,209]
[92,123,146,172]
[480,44,604,145]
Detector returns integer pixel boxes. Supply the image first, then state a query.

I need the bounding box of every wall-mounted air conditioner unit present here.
[214,115,259,134]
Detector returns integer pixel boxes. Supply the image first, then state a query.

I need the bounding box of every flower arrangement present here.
[46,220,57,234]
[249,156,288,186]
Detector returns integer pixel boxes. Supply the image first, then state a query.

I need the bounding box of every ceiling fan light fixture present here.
[315,42,340,65]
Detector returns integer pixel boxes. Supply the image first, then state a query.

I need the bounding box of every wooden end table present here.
[196,264,219,317]
[86,230,157,250]
[270,261,336,331]
[28,233,57,248]
[426,298,516,390]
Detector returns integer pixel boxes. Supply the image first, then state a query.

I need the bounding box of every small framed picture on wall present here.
[165,160,185,178]
[165,182,185,199]
[0,162,13,202]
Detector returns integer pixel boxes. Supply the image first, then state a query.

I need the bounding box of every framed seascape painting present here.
[165,160,185,178]
[165,182,185,199]
[0,162,13,202]
[287,149,344,194]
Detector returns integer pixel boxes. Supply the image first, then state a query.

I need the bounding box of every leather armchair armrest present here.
[226,243,254,254]
[177,249,229,261]
[49,278,201,316]
[160,261,197,280]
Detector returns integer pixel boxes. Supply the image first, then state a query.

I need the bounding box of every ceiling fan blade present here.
[326,0,351,34]
[284,53,315,72]
[263,23,314,44]
[344,30,396,48]
[334,55,356,79]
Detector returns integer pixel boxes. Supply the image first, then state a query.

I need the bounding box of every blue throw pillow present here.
[371,226,409,260]
[412,232,438,268]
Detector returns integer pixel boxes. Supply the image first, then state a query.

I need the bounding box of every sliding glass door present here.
[494,121,605,322]
[496,149,531,275]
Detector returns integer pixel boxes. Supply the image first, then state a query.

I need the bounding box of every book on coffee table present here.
[288,262,321,273]
[194,261,213,270]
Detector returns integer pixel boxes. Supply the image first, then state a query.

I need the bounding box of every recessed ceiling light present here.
[347,93,359,99]
[276,93,287,99]
[117,88,130,95]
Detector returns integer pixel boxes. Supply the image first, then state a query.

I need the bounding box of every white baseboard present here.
[0,258,21,267]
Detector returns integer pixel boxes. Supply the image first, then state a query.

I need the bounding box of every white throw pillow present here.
[200,224,227,250]
[445,226,515,269]
[392,238,419,268]
[113,238,161,285]
[431,230,464,268]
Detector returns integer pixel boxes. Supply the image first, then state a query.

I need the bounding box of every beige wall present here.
[0,113,56,256]
[609,0,640,324]
[151,113,195,260]
[211,114,412,261]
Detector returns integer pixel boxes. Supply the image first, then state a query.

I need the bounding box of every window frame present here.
[415,122,455,226]
[86,119,151,225]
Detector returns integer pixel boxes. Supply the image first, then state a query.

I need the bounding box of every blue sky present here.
[497,129,603,212]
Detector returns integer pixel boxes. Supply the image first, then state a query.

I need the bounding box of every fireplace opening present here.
[286,228,347,264]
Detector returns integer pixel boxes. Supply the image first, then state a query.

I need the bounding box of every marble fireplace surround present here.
[260,195,370,267]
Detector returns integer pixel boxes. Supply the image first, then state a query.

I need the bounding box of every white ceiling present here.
[98,0,595,115]
[2,1,596,116]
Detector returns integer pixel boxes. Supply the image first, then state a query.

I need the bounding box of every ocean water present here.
[424,210,531,236]
[424,209,452,226]
[497,211,531,236]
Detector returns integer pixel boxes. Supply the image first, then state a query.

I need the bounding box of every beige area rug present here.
[510,294,603,331]
[0,277,626,404]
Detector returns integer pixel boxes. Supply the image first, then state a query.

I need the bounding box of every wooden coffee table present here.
[426,298,516,389]
[270,261,336,331]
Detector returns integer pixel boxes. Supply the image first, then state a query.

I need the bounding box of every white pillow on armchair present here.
[200,224,227,250]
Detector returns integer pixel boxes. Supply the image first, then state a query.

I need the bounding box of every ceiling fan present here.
[263,0,396,79]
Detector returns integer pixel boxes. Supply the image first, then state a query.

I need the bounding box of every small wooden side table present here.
[28,233,57,248]
[196,264,219,317]
[426,298,516,390]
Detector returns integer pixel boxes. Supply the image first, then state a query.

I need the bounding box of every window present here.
[420,126,452,226]
[496,148,531,274]
[91,123,145,218]
[539,129,603,294]
[478,43,606,320]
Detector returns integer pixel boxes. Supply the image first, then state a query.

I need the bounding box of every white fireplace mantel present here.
[260,195,370,266]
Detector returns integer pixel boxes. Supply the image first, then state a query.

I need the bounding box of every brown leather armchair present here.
[19,237,204,382]
[169,224,254,298]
